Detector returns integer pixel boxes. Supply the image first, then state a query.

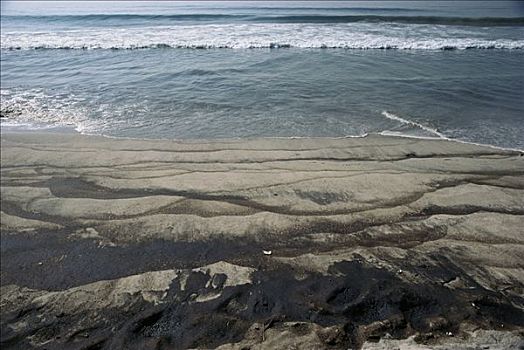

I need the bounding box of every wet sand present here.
[1,132,523,349]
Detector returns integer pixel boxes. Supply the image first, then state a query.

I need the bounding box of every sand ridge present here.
[1,132,523,349]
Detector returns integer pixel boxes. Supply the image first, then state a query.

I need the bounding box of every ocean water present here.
[1,1,523,149]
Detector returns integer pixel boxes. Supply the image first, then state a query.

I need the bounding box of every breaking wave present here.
[2,23,523,50]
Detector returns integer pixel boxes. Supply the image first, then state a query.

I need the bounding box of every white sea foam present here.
[381,111,446,138]
[0,89,93,132]
[2,23,523,50]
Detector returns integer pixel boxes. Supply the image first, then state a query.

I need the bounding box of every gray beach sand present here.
[1,132,523,349]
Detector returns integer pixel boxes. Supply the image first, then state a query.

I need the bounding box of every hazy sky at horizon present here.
[1,1,523,18]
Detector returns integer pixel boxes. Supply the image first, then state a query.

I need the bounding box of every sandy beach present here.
[1,132,523,349]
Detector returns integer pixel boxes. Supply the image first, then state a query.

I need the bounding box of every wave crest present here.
[2,23,523,50]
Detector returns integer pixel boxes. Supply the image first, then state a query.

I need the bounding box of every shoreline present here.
[1,131,523,349]
[3,126,524,153]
